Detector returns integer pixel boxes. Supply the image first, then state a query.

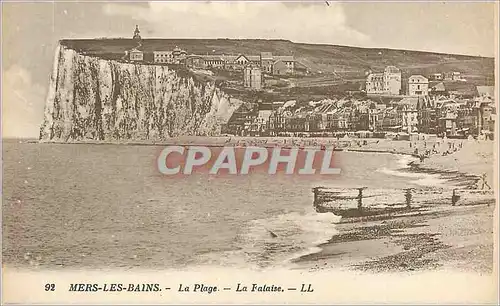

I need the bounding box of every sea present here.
[2,139,450,270]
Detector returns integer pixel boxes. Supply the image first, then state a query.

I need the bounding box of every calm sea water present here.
[2,140,443,270]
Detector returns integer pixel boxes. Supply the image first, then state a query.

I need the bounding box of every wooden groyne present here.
[312,187,495,218]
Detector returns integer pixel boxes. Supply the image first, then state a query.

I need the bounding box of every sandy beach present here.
[293,204,494,273]
[289,136,496,274]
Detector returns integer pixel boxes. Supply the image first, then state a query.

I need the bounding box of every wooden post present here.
[312,187,324,213]
[357,188,364,211]
[451,189,459,206]
[405,188,412,208]
[312,187,319,206]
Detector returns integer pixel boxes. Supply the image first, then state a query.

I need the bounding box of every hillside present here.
[61,38,495,84]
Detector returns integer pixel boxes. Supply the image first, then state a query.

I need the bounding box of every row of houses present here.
[224,85,495,138]
[150,49,296,75]
[127,26,296,76]
[429,71,465,82]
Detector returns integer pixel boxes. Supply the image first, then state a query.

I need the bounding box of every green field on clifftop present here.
[61,38,494,85]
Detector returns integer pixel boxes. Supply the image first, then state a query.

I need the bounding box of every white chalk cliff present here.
[39,45,242,142]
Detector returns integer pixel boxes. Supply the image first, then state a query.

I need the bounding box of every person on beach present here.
[419,154,426,162]
[479,173,492,190]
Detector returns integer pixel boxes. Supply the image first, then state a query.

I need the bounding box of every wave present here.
[197,210,341,269]
[376,155,450,188]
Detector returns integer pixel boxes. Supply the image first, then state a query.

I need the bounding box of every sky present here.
[1,1,497,138]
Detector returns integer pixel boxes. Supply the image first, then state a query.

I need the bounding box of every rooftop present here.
[409,75,429,83]
[477,85,494,98]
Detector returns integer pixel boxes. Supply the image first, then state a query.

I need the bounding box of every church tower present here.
[133,25,142,43]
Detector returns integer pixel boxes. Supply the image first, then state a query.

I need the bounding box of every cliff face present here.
[39,45,241,142]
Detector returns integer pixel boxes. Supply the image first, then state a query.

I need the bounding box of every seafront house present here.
[268,110,286,136]
[399,97,419,133]
[436,99,459,136]
[475,96,496,136]
[418,97,438,134]
[224,103,259,136]
[248,110,272,136]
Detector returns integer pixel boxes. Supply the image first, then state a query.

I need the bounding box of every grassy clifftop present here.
[61,38,494,83]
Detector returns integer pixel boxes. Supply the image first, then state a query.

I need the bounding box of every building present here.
[429,82,446,96]
[383,66,402,95]
[172,46,187,64]
[366,73,385,94]
[243,65,263,90]
[381,107,401,131]
[436,100,459,136]
[234,54,250,65]
[456,101,478,137]
[154,51,174,63]
[129,25,144,61]
[185,55,205,69]
[224,103,259,136]
[365,66,401,95]
[398,97,419,133]
[248,110,273,136]
[408,75,429,96]
[129,48,144,61]
[430,73,444,81]
[476,96,496,135]
[477,86,494,99]
[418,97,438,134]
[368,103,386,131]
[444,71,463,81]
[203,55,226,69]
[150,49,296,74]
[260,52,274,74]
[268,110,287,136]
[273,57,294,75]
[153,46,188,64]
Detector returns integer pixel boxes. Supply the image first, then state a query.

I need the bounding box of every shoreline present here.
[23,135,494,185]
[292,145,495,273]
[293,204,494,274]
